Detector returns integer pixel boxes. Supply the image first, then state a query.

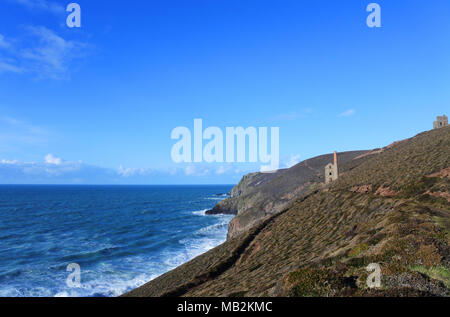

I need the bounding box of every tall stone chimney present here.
[325,151,339,184]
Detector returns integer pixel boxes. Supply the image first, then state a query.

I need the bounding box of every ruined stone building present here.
[433,115,448,129]
[325,151,339,184]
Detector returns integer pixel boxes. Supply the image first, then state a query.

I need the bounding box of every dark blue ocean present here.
[0,185,234,297]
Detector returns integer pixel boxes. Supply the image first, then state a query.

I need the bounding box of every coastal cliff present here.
[207,150,370,239]
[124,126,450,297]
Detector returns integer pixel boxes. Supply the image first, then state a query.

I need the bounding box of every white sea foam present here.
[0,187,235,298]
[52,272,157,297]
[192,209,208,216]
[1,214,233,298]
[195,222,228,234]
[85,213,231,297]
[162,213,232,272]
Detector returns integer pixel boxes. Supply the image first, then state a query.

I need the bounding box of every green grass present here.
[433,216,450,233]
[411,265,450,288]
[348,243,369,257]
[433,216,450,242]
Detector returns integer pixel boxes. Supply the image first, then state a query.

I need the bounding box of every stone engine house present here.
[433,115,448,129]
[325,151,339,184]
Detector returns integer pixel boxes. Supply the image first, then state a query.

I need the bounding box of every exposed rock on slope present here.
[124,127,450,297]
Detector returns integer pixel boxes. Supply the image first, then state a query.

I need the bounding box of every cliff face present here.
[230,171,283,198]
[207,150,370,239]
[124,127,450,297]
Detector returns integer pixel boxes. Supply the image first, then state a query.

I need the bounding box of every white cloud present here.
[118,164,244,179]
[0,158,249,184]
[1,116,45,134]
[215,165,231,175]
[0,34,12,49]
[0,116,48,152]
[260,165,278,173]
[45,154,62,165]
[0,158,115,184]
[338,109,356,117]
[1,159,19,165]
[0,35,23,73]
[184,165,198,176]
[285,154,301,168]
[183,165,213,176]
[0,26,89,79]
[21,26,88,79]
[0,61,23,73]
[117,165,151,178]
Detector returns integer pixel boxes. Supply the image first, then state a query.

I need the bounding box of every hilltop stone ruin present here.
[433,115,448,129]
[325,151,339,184]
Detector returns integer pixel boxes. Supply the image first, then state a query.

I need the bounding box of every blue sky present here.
[0,0,449,184]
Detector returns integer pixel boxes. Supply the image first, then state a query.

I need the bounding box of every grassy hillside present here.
[207,150,369,238]
[124,126,450,297]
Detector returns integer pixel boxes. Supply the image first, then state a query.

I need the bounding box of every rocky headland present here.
[124,126,450,297]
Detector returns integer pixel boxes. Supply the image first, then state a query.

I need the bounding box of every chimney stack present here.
[334,151,338,165]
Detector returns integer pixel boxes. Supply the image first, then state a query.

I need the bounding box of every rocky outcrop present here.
[428,167,450,179]
[375,184,398,197]
[206,170,284,215]
[230,171,283,198]
[350,184,373,193]
[205,198,239,215]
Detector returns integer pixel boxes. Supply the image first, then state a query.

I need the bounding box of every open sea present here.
[0,185,234,297]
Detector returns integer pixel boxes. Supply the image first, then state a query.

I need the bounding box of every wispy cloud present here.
[0,116,48,149]
[284,154,301,168]
[184,165,211,176]
[1,159,19,165]
[0,157,249,184]
[45,154,62,165]
[338,109,356,117]
[1,116,46,134]
[0,34,12,49]
[22,26,88,79]
[182,164,248,177]
[9,0,65,14]
[0,35,23,73]
[215,165,232,175]
[117,163,248,180]
[0,158,114,184]
[0,26,89,79]
[117,165,152,178]
[0,61,24,73]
